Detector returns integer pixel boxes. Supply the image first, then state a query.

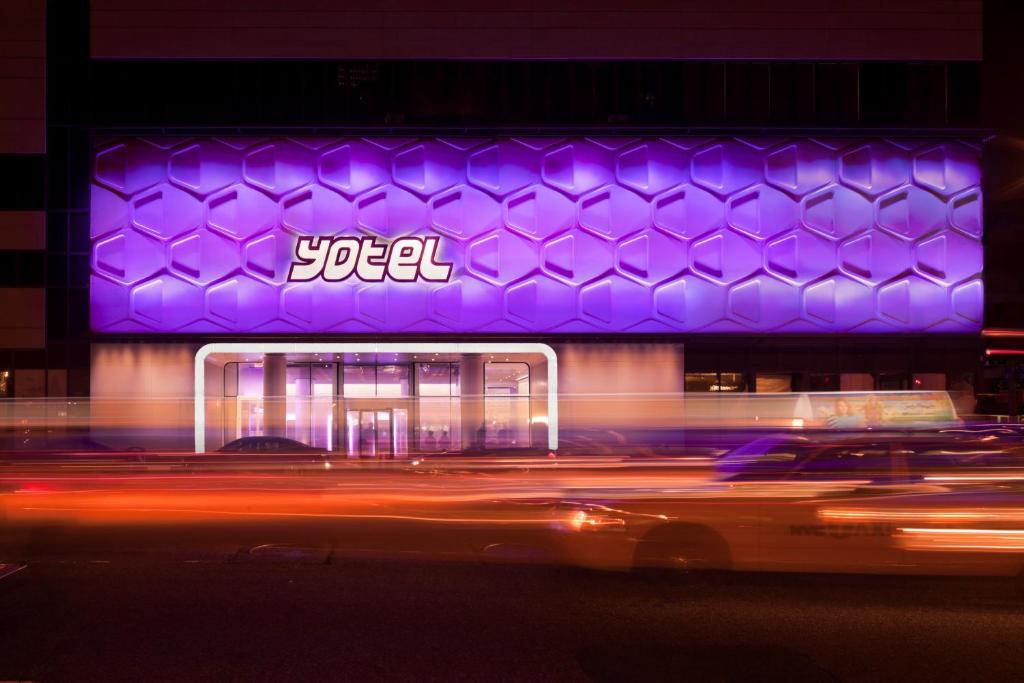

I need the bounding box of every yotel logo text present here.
[288,235,453,283]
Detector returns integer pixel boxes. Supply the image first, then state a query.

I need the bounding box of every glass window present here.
[484,362,530,448]
[376,365,410,397]
[417,363,453,397]
[223,362,239,397]
[310,364,337,451]
[485,362,530,396]
[237,363,264,397]
[686,372,747,392]
[756,374,792,393]
[343,365,377,397]
[807,373,839,392]
[877,373,910,391]
[415,363,460,453]
[285,364,311,443]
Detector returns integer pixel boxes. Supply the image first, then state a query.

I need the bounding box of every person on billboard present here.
[825,398,863,429]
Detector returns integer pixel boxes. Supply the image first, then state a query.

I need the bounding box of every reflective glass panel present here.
[344,365,377,397]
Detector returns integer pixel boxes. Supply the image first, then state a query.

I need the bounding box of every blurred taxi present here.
[556,433,1024,579]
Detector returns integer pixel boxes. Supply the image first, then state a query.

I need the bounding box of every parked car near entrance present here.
[217,436,325,453]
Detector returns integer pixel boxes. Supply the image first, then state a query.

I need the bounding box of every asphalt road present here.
[1,552,1023,682]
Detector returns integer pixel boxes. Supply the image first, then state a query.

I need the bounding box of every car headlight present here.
[566,509,627,532]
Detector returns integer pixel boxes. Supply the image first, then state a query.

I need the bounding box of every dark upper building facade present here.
[7,0,1024,416]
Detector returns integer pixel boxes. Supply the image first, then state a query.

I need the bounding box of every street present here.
[1,551,1022,682]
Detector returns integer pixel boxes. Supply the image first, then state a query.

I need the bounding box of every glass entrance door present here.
[345,408,409,458]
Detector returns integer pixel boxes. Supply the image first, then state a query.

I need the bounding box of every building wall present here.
[0,1,47,399]
[91,0,981,60]
[90,342,198,447]
[0,1,45,154]
[6,2,999,405]
[556,342,684,430]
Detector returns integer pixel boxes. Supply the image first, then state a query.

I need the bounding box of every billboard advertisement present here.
[90,136,983,334]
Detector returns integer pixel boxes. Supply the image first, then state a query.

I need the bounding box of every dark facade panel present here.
[91,0,982,61]
[88,60,981,129]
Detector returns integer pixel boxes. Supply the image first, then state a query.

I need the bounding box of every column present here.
[263,353,287,437]
[459,354,485,454]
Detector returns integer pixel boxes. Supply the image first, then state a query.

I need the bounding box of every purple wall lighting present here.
[90,137,983,334]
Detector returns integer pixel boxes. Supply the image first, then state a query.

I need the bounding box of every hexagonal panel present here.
[690,229,760,284]
[94,139,165,195]
[131,184,203,240]
[914,230,982,283]
[801,185,873,240]
[803,275,875,328]
[243,141,315,197]
[764,229,836,284]
[616,140,688,196]
[205,274,280,330]
[726,184,798,240]
[690,141,760,196]
[951,278,983,325]
[466,231,538,285]
[282,185,354,236]
[504,185,576,242]
[652,184,725,239]
[579,275,651,329]
[392,141,463,196]
[130,276,204,331]
[578,185,650,241]
[664,274,727,329]
[168,140,241,197]
[838,230,910,283]
[764,141,835,195]
[207,184,279,242]
[876,186,947,240]
[505,275,576,330]
[92,184,130,239]
[950,189,982,237]
[541,231,614,284]
[93,229,164,285]
[431,276,503,330]
[467,140,540,197]
[318,140,390,196]
[728,275,800,329]
[839,142,910,197]
[877,275,949,329]
[913,143,981,197]
[616,230,687,283]
[541,141,613,197]
[90,274,132,332]
[281,279,357,330]
[430,185,502,241]
[243,229,296,284]
[169,228,240,285]
[356,281,430,330]
[356,185,428,238]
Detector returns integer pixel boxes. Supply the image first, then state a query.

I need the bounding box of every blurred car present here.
[217,436,324,453]
[210,436,329,469]
[714,433,1024,483]
[554,434,1024,580]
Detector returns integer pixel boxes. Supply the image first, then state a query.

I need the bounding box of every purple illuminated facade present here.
[90,137,983,334]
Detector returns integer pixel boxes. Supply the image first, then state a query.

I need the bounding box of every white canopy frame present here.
[194,342,559,452]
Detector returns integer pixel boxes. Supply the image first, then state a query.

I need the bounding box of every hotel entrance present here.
[197,343,558,455]
[345,408,409,458]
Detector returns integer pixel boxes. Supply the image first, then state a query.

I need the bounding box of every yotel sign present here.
[288,235,453,283]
